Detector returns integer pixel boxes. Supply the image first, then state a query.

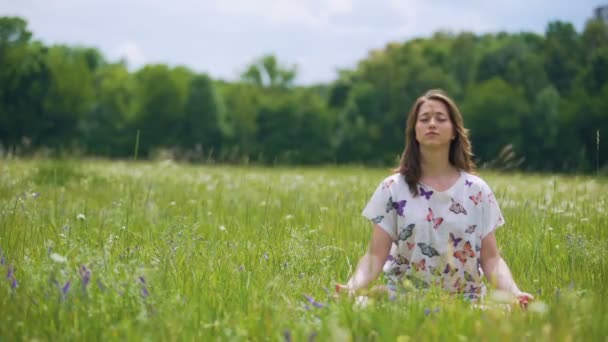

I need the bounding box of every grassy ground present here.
[0,158,607,341]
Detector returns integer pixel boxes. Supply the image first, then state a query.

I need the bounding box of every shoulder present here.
[376,173,408,192]
[460,171,492,193]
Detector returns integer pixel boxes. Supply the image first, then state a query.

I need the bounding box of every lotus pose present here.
[337,89,533,304]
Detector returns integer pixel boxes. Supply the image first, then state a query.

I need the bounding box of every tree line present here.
[1,16,607,172]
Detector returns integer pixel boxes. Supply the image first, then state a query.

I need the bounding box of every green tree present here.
[241,54,297,88]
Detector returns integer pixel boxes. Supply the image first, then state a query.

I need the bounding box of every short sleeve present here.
[361,178,398,241]
[480,183,505,239]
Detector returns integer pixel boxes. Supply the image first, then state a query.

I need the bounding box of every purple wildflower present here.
[6,265,14,279]
[62,281,71,296]
[303,295,325,308]
[424,308,431,316]
[139,276,149,297]
[79,265,91,288]
[11,277,18,289]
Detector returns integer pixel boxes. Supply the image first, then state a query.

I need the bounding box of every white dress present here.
[362,171,504,300]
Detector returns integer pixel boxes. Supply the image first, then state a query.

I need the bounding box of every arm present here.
[480,232,533,301]
[339,225,393,294]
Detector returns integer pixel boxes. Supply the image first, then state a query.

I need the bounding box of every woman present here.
[337,89,533,303]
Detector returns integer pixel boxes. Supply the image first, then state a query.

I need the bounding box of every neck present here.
[419,146,454,176]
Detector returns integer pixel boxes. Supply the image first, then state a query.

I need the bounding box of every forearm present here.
[346,252,385,291]
[483,256,520,294]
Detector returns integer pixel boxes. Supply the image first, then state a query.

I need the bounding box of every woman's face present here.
[415,99,455,149]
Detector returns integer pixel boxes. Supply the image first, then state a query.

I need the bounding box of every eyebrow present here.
[419,111,448,117]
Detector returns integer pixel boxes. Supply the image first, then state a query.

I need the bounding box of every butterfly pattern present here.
[418,243,440,257]
[364,172,504,298]
[426,208,444,230]
[449,233,462,247]
[449,198,467,215]
[453,241,476,264]
[419,187,433,200]
[398,224,415,241]
[469,191,482,205]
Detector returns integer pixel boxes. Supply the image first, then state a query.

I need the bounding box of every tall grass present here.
[0,159,606,340]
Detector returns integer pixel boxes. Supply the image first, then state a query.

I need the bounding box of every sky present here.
[1,0,606,84]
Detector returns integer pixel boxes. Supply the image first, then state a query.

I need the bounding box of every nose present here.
[428,117,437,127]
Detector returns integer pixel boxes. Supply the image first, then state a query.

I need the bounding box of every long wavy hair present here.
[395,89,476,196]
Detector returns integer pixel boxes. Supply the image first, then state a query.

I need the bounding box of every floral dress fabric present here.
[362,171,504,300]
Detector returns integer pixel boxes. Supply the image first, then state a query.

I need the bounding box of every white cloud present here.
[112,41,146,69]
[212,0,354,29]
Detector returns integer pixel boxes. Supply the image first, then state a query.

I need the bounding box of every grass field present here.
[1,159,607,341]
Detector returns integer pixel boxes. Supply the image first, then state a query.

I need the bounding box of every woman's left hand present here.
[513,290,534,308]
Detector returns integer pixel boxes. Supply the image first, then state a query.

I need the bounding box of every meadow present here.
[0,158,607,341]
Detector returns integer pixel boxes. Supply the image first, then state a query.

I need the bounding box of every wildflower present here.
[32,192,40,198]
[50,253,67,263]
[76,213,86,221]
[62,281,71,296]
[11,277,18,289]
[79,265,91,288]
[262,252,269,261]
[303,294,325,308]
[285,214,294,220]
[6,265,14,279]
[219,225,226,231]
[139,276,149,297]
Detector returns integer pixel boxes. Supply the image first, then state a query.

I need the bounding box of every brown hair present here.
[395,89,476,196]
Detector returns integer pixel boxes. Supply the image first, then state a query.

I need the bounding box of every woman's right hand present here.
[335,283,354,297]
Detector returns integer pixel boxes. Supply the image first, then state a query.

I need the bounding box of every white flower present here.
[285,214,294,220]
[76,213,86,221]
[50,253,67,263]
[219,225,226,231]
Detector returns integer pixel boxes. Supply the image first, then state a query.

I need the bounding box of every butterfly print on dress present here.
[449,233,463,247]
[398,224,415,241]
[382,179,395,189]
[443,263,459,277]
[449,198,467,215]
[412,259,426,272]
[418,242,440,257]
[453,241,476,264]
[372,215,384,224]
[469,191,482,205]
[419,187,433,200]
[392,200,407,216]
[465,225,477,234]
[426,208,444,229]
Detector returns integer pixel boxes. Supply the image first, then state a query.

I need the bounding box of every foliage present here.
[0,16,607,171]
[0,159,607,340]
